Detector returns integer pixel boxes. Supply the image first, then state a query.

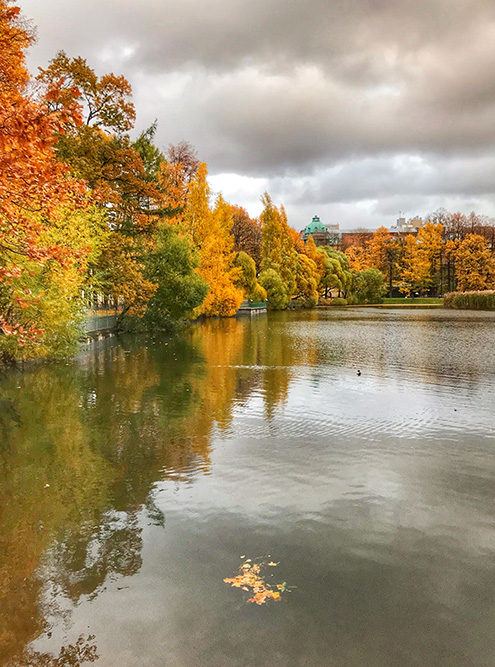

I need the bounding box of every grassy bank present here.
[317,297,443,309]
[382,298,443,304]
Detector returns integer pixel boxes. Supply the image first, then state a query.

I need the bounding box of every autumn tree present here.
[0,2,88,351]
[398,223,442,295]
[0,206,109,360]
[37,53,207,321]
[159,141,200,221]
[38,51,164,232]
[231,206,262,269]
[184,165,243,317]
[399,234,429,295]
[366,226,392,275]
[453,234,495,292]
[417,221,443,292]
[260,194,298,300]
[345,244,373,272]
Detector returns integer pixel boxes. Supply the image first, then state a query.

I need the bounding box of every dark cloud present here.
[20,0,495,227]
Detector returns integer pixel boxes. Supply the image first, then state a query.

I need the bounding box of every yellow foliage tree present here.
[366,226,392,274]
[294,253,320,304]
[454,234,495,291]
[260,193,298,299]
[417,221,443,288]
[185,164,243,317]
[400,234,430,295]
[345,244,372,271]
[303,235,326,283]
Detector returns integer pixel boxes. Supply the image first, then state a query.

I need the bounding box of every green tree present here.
[140,224,209,329]
[320,247,352,297]
[234,251,267,301]
[350,268,386,304]
[294,253,319,306]
[259,268,289,310]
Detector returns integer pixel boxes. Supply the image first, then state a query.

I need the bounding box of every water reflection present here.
[1,309,495,666]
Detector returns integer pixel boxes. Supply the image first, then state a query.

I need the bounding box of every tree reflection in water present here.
[0,316,306,665]
[12,636,98,666]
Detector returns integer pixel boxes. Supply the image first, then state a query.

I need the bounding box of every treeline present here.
[344,214,495,298]
[0,1,385,361]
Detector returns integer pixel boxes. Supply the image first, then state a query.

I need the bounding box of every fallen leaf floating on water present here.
[224,558,288,605]
[249,590,281,605]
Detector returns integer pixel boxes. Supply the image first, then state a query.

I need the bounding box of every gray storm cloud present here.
[20,0,495,227]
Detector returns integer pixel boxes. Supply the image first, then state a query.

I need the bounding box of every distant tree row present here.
[345,218,495,297]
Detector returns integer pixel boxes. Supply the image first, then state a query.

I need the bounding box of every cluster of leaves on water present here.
[224,557,290,605]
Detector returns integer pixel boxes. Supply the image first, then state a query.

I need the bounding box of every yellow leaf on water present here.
[224,558,287,605]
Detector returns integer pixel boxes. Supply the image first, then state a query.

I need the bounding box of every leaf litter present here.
[224,557,293,605]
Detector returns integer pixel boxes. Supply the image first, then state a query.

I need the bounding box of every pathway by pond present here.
[1,309,495,666]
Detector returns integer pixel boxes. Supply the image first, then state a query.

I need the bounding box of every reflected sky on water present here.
[1,308,495,666]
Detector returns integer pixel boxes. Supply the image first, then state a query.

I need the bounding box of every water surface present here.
[1,309,495,666]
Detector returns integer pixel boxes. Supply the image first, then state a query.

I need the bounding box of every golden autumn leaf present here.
[223,557,288,606]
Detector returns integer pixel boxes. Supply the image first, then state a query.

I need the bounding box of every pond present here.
[1,308,495,666]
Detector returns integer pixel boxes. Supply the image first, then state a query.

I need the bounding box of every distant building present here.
[390,215,423,233]
[300,214,423,250]
[300,215,341,246]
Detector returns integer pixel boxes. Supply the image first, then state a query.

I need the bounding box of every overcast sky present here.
[20,0,495,230]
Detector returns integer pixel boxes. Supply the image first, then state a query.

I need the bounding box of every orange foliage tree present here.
[366,226,392,274]
[0,1,87,346]
[37,51,175,315]
[345,245,371,272]
[231,206,262,269]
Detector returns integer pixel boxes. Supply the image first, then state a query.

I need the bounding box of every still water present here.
[1,309,495,666]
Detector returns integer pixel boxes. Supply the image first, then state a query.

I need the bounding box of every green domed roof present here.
[305,215,327,235]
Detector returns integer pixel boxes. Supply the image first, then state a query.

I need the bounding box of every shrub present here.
[330,297,347,306]
[302,296,317,309]
[444,290,495,310]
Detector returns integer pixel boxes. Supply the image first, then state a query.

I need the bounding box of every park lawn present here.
[382,297,443,304]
